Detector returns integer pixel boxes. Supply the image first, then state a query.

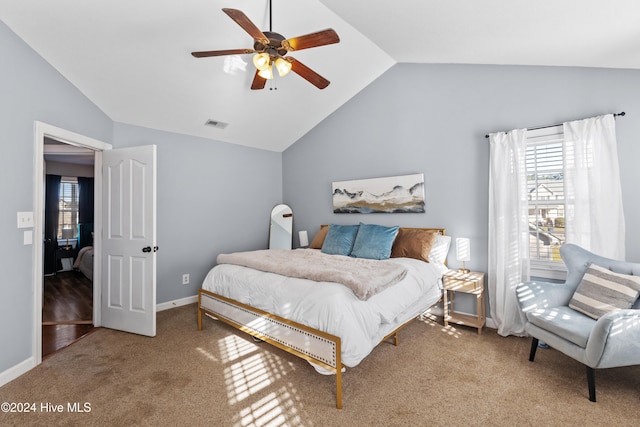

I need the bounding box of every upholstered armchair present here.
[516,244,640,402]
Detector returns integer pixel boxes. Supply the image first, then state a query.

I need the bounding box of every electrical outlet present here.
[182,274,190,285]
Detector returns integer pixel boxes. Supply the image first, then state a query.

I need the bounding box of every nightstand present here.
[55,245,76,271]
[442,270,486,335]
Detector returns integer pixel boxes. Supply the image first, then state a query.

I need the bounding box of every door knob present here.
[142,246,152,253]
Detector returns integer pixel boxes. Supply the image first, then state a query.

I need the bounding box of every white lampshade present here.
[61,228,74,240]
[456,237,471,262]
[298,230,309,247]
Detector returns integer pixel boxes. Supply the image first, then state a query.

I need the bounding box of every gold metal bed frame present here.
[197,227,446,409]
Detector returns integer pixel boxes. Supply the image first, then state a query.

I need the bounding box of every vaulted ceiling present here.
[2,1,639,152]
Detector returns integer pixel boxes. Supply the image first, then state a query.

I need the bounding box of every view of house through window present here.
[57,177,79,244]
[526,131,565,263]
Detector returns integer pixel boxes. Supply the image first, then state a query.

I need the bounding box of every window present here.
[525,126,566,278]
[58,177,79,242]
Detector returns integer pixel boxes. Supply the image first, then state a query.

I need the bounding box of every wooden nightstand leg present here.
[449,291,455,314]
[476,290,487,335]
[476,293,482,335]
[443,289,449,327]
[481,293,486,335]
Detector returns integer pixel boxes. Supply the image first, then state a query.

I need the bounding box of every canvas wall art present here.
[332,173,425,213]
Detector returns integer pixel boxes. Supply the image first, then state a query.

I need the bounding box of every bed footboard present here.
[198,288,344,409]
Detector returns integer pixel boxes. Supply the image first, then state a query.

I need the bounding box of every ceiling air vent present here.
[204,119,228,129]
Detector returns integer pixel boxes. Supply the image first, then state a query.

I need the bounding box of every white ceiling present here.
[2,1,640,152]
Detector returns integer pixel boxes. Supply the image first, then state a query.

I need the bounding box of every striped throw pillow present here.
[569,263,640,320]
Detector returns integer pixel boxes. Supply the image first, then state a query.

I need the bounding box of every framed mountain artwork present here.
[332,173,425,213]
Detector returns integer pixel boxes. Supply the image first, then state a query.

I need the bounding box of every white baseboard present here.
[0,356,36,388]
[156,295,198,312]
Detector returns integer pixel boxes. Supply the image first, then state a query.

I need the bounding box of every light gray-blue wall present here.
[283,63,640,311]
[0,20,282,378]
[113,123,282,303]
[0,19,113,376]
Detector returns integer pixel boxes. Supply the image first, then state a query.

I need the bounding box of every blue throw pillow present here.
[350,223,400,260]
[321,224,360,256]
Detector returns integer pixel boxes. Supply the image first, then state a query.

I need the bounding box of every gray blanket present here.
[217,249,407,300]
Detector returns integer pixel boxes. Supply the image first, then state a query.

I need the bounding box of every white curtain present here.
[488,129,530,337]
[563,114,625,259]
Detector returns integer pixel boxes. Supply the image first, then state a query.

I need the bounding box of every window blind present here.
[526,130,565,262]
[57,178,79,240]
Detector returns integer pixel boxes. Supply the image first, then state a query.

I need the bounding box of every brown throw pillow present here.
[309,225,330,249]
[391,228,439,262]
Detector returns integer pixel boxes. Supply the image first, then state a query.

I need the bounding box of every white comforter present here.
[201,252,445,367]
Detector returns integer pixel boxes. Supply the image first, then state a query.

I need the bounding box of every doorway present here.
[42,141,96,357]
[33,122,157,367]
[33,122,111,365]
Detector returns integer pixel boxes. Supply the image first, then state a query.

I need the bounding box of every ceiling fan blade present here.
[251,70,267,90]
[289,58,330,89]
[283,29,340,52]
[191,48,254,58]
[222,8,269,45]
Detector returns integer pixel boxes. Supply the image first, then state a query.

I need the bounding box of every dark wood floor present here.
[42,270,95,359]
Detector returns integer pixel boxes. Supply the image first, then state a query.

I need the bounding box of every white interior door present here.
[101,145,157,336]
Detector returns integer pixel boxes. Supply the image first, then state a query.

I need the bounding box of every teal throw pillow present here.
[321,225,360,256]
[350,223,400,260]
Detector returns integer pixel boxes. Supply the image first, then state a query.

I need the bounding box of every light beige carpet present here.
[1,304,638,426]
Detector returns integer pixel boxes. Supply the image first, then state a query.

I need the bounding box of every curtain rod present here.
[484,111,626,139]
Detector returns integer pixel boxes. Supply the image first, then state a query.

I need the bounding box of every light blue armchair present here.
[516,244,640,402]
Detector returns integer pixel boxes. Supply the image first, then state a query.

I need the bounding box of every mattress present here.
[201,253,445,367]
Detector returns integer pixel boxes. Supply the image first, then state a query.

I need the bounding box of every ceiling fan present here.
[191,3,340,90]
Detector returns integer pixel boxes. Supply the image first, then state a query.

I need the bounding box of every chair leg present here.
[586,366,596,402]
[529,338,539,362]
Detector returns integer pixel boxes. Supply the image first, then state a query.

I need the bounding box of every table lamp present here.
[456,237,470,273]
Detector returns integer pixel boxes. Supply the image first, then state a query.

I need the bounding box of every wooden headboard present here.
[319,225,446,235]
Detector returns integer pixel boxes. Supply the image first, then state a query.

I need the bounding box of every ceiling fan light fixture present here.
[275,57,292,77]
[252,52,271,71]
[258,66,274,80]
[191,7,340,89]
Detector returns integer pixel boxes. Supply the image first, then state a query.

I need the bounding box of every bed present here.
[73,245,94,281]
[198,225,450,408]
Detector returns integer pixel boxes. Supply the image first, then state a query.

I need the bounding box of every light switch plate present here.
[17,211,34,228]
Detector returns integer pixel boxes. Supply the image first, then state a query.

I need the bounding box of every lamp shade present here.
[61,228,74,240]
[258,65,274,80]
[298,230,309,247]
[252,52,270,71]
[456,237,471,262]
[275,57,292,77]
